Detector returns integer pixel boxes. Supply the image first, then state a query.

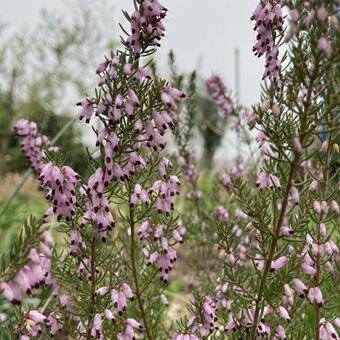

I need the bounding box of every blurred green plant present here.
[0,193,47,248]
[167,50,228,168]
[0,0,116,176]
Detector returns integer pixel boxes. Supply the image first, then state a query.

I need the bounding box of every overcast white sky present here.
[1,0,263,162]
[1,0,263,107]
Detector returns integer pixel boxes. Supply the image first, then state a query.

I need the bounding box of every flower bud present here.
[313,201,321,214]
[321,140,328,154]
[319,223,326,237]
[301,262,316,276]
[261,100,270,112]
[308,287,323,306]
[292,278,308,297]
[317,6,328,21]
[306,233,314,246]
[272,104,280,118]
[270,256,288,272]
[330,200,339,214]
[325,322,338,339]
[285,24,298,42]
[160,294,169,305]
[331,15,339,30]
[318,38,332,58]
[335,318,340,328]
[320,201,328,214]
[104,309,116,322]
[276,325,286,339]
[309,180,318,192]
[325,261,334,273]
[256,171,268,189]
[293,136,302,154]
[27,310,46,323]
[277,306,291,321]
[284,284,294,306]
[312,244,324,256]
[289,186,300,205]
[333,143,339,154]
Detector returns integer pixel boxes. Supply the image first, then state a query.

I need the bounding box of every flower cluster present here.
[215,206,229,221]
[77,283,136,338]
[71,0,184,336]
[225,222,257,268]
[174,296,218,338]
[181,151,198,184]
[151,174,181,215]
[216,160,339,339]
[40,163,79,222]
[117,318,144,340]
[10,0,185,336]
[19,310,63,339]
[14,119,58,173]
[256,170,281,190]
[80,170,116,242]
[110,283,134,315]
[251,1,283,88]
[220,164,245,192]
[45,312,63,337]
[0,231,56,305]
[70,283,136,339]
[20,310,46,339]
[70,230,85,256]
[75,39,184,250]
[125,0,168,57]
[206,75,234,117]
[141,218,186,283]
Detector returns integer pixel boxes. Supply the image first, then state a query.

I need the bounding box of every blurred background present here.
[0,0,262,245]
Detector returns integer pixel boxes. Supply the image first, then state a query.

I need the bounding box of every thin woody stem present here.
[86,234,97,339]
[129,202,153,340]
[249,49,320,340]
[249,160,297,340]
[314,130,331,339]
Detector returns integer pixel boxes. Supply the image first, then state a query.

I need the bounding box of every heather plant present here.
[167,50,229,169]
[168,55,260,292]
[1,0,339,339]
[1,1,185,338]
[173,0,340,339]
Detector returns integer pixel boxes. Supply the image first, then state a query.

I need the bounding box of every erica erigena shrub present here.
[205,76,235,118]
[1,0,339,339]
[2,1,187,339]
[172,0,339,339]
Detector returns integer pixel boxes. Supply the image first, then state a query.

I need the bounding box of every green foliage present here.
[0,215,44,280]
[0,193,47,248]
[0,1,339,339]
[0,215,53,335]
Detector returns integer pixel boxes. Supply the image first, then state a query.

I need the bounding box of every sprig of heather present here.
[7,1,185,339]
[222,1,339,339]
[14,119,59,174]
[174,1,339,339]
[0,231,56,306]
[206,75,235,118]
[75,3,185,333]
[251,0,284,90]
